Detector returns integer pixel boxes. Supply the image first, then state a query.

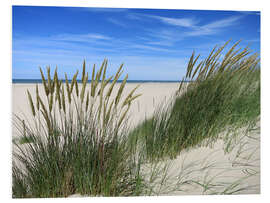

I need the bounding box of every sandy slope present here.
[12,83,260,195]
[142,120,260,195]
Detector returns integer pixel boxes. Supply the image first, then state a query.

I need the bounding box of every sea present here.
[12,79,189,84]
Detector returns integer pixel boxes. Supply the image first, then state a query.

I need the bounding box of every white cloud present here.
[149,15,198,28]
[130,44,175,52]
[143,29,185,46]
[126,13,144,21]
[185,16,243,36]
[146,41,174,47]
[107,18,127,28]
[203,16,242,29]
[52,33,112,42]
[131,14,243,45]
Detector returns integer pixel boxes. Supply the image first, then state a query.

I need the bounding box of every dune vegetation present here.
[130,40,260,161]
[12,40,260,198]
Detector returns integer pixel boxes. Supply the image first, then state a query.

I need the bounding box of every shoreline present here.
[12,80,188,84]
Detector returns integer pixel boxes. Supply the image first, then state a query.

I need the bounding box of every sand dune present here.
[12,83,260,195]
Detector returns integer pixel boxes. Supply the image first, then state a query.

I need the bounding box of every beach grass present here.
[12,40,260,197]
[12,60,146,197]
[130,40,260,161]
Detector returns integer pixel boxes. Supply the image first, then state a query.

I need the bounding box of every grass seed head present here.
[36,84,40,111]
[39,67,49,96]
[27,90,36,117]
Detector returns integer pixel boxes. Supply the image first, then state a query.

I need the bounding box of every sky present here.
[12,6,260,80]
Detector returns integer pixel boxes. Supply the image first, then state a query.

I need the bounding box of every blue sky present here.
[12,6,260,80]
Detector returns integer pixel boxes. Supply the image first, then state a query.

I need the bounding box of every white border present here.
[2,0,269,203]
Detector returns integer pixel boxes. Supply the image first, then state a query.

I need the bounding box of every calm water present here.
[12,79,189,84]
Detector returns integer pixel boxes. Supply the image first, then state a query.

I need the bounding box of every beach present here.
[12,82,180,133]
[12,82,260,195]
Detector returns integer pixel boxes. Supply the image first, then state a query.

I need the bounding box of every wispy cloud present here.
[51,33,112,42]
[141,29,184,47]
[130,44,175,52]
[149,15,198,28]
[126,13,144,21]
[203,16,242,29]
[147,29,183,41]
[126,13,243,47]
[185,16,243,36]
[134,12,243,31]
[13,31,181,63]
[146,41,174,47]
[107,18,127,28]
[127,13,198,28]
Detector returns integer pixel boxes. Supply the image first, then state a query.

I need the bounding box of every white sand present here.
[12,83,260,195]
[12,83,179,133]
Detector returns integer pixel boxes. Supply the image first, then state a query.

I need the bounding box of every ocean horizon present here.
[12,79,190,84]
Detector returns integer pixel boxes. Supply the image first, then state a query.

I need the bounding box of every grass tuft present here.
[130,41,260,161]
[12,60,144,197]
